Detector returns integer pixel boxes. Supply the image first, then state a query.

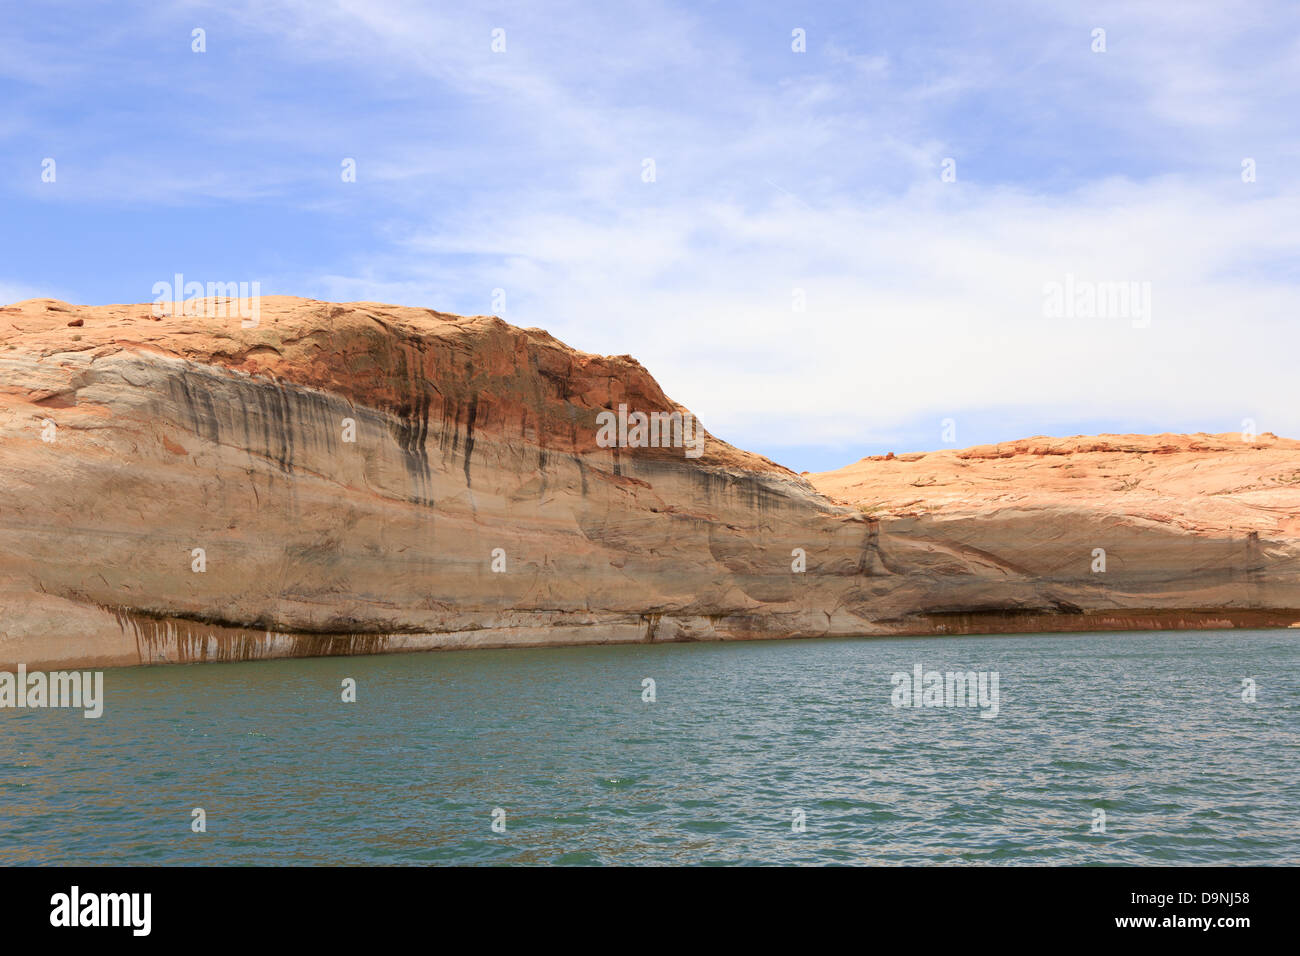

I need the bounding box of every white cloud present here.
[7,0,1299,457]
[0,279,58,305]
[303,170,1300,448]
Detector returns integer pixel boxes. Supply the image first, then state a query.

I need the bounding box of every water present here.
[2,630,1296,865]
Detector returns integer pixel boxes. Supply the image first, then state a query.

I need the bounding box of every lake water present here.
[2,629,1296,865]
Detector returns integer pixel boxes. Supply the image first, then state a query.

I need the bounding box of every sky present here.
[2,0,1298,472]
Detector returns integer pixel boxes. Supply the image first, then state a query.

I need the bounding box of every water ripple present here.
[0,629,1296,865]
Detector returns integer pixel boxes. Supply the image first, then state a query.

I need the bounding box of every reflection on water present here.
[1,629,1296,865]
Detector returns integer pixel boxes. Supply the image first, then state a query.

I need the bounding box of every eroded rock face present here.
[809,434,1300,627]
[1,297,1297,668]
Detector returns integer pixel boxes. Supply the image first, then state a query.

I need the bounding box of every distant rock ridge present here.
[1,297,1297,669]
[811,431,1300,537]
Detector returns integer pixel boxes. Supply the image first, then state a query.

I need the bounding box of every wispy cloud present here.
[2,0,1297,467]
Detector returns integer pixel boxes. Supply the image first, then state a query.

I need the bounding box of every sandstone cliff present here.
[1,297,1296,668]
[810,434,1300,632]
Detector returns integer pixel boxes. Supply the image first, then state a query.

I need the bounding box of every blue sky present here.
[3,1,1298,472]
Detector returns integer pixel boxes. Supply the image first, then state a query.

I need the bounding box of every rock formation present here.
[810,434,1300,633]
[1,297,1296,669]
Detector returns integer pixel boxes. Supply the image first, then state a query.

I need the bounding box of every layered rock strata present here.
[1,297,1296,668]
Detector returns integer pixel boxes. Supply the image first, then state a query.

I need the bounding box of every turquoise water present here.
[2,630,1297,865]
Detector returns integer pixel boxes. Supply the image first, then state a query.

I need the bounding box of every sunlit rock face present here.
[1,297,1297,669]
[809,434,1300,629]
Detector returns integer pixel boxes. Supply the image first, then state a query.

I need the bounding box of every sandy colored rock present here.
[1,297,1297,669]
